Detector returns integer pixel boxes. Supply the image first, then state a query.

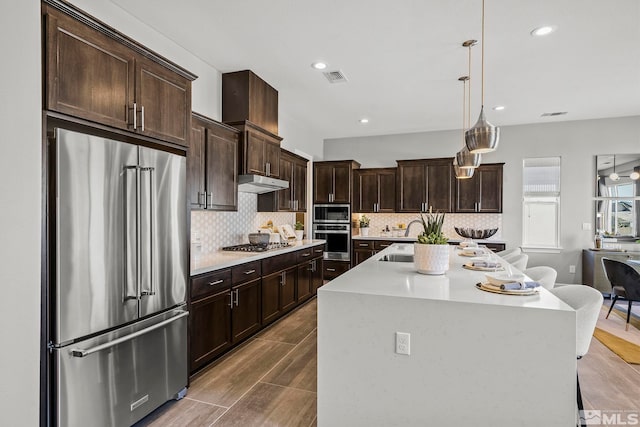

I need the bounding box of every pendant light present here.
[609,156,620,181]
[465,0,500,154]
[455,40,481,170]
[454,157,474,179]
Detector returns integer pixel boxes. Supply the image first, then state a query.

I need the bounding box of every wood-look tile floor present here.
[137,297,640,426]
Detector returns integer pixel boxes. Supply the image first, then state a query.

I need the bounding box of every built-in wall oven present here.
[313,204,351,260]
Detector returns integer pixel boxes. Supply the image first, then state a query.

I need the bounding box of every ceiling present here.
[111,0,640,140]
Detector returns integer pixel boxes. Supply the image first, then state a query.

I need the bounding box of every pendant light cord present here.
[468,44,472,128]
[481,0,486,108]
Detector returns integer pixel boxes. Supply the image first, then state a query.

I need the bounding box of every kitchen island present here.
[317,243,577,426]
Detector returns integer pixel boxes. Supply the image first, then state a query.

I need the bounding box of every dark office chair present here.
[602,258,640,331]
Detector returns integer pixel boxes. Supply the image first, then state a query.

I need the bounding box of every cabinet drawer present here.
[297,248,314,263]
[374,240,394,251]
[262,251,298,275]
[312,245,325,257]
[323,260,350,281]
[232,261,262,285]
[354,240,373,250]
[191,269,232,300]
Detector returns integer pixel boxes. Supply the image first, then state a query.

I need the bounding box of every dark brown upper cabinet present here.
[189,113,239,211]
[396,158,455,212]
[455,163,503,213]
[258,149,308,212]
[222,70,278,135]
[43,2,195,146]
[313,160,360,204]
[353,168,396,213]
[227,121,282,178]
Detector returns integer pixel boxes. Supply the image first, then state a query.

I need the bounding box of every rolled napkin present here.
[500,281,541,290]
[472,261,500,268]
[462,248,485,256]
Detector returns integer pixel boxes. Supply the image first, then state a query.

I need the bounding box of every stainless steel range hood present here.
[238,174,289,194]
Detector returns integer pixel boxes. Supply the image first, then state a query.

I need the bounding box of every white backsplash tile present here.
[191,193,296,253]
[352,213,502,240]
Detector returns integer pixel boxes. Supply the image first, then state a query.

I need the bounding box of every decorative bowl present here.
[454,227,498,239]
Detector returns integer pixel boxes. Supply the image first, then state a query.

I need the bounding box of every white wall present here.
[324,116,640,283]
[0,1,42,425]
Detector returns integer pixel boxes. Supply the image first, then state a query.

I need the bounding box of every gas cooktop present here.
[222,242,291,252]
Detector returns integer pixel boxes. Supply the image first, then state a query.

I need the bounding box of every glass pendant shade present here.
[465,106,499,154]
[456,145,481,169]
[453,158,474,179]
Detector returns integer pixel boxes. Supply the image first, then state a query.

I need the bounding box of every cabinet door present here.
[280,268,297,314]
[354,171,378,213]
[455,173,478,212]
[136,56,191,146]
[245,129,266,175]
[332,164,352,203]
[297,263,312,303]
[378,169,397,212]
[294,161,307,212]
[45,9,135,130]
[261,272,281,325]
[397,163,426,212]
[190,290,231,372]
[231,279,261,343]
[264,138,281,178]
[426,161,454,212]
[206,122,239,211]
[314,164,334,203]
[477,165,503,213]
[311,258,324,293]
[188,121,206,208]
[277,155,294,211]
[354,249,376,266]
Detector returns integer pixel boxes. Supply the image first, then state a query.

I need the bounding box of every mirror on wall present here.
[595,154,640,238]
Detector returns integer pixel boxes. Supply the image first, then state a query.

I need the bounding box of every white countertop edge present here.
[352,235,506,244]
[190,239,326,276]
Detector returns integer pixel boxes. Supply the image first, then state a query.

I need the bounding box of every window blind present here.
[523,157,561,197]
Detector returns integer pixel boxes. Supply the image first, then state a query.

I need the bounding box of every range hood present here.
[238,174,289,194]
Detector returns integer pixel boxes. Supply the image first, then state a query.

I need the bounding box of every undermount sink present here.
[378,254,414,263]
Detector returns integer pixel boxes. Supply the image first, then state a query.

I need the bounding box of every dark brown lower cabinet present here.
[311,257,324,292]
[231,279,261,342]
[190,289,231,372]
[323,260,350,280]
[297,263,312,303]
[262,267,297,325]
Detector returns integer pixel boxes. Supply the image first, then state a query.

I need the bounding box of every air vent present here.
[323,70,348,84]
[541,112,568,117]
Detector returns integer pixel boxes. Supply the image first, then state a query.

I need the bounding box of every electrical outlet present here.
[569,265,576,274]
[396,332,410,355]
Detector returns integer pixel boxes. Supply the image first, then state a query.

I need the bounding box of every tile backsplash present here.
[191,193,296,253]
[352,212,502,240]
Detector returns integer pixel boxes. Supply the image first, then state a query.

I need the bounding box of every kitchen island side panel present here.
[317,290,576,427]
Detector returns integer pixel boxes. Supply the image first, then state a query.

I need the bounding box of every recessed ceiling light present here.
[311,62,327,70]
[359,118,369,124]
[493,105,505,111]
[530,25,556,37]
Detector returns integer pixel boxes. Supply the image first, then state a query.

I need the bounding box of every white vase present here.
[295,230,304,241]
[360,227,369,236]
[414,243,450,275]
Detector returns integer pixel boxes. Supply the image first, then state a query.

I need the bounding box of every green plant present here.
[416,212,448,244]
[294,221,304,230]
[359,215,370,228]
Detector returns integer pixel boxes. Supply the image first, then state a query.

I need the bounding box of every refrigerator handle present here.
[69,310,189,358]
[140,167,156,297]
[123,165,139,301]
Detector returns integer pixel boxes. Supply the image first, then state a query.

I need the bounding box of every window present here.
[522,157,561,250]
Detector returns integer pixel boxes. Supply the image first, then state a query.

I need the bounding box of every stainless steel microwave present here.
[313,204,350,223]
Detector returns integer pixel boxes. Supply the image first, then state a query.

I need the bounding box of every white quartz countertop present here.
[190,239,326,276]
[352,235,506,244]
[320,243,572,311]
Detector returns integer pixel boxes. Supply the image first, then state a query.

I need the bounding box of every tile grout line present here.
[183,397,229,410]
[259,380,318,395]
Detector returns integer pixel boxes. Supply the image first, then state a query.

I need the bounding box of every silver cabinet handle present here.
[327,268,336,272]
[206,192,212,208]
[70,310,188,357]
[314,249,323,253]
[208,279,224,286]
[141,105,145,132]
[197,192,205,207]
[244,269,256,275]
[359,243,368,247]
[266,162,271,177]
[228,290,233,307]
[130,102,137,130]
[301,253,311,257]
[379,244,390,248]
[234,289,239,307]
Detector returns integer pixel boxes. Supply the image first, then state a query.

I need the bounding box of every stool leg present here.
[626,300,632,331]
[605,295,618,319]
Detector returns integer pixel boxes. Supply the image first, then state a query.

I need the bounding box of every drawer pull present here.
[244,269,256,275]
[314,249,323,253]
[379,244,390,248]
[208,279,224,286]
[359,243,368,247]
[326,268,336,272]
[301,253,311,257]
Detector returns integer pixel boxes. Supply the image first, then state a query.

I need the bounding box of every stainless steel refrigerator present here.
[51,128,188,426]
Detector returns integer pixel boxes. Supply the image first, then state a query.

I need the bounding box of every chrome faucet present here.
[404,219,423,237]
